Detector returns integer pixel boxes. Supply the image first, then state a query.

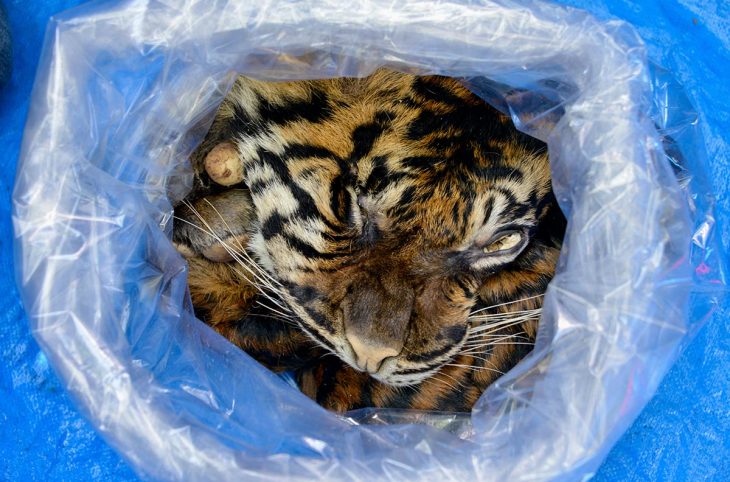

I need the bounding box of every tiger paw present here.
[204,141,244,186]
[173,189,255,262]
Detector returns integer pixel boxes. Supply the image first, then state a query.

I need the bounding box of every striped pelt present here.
[173,69,565,412]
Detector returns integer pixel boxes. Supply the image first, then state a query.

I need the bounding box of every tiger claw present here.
[204,141,243,186]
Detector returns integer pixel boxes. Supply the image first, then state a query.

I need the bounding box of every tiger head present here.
[182,70,561,386]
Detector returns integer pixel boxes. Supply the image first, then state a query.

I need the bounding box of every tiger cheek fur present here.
[176,69,565,412]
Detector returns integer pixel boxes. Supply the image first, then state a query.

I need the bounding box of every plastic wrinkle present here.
[11,1,724,480]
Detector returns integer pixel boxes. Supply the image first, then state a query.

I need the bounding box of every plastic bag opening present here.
[12,1,725,480]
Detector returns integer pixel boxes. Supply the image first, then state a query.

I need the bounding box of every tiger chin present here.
[173,69,566,413]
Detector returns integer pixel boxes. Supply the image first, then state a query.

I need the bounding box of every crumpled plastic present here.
[11,0,725,480]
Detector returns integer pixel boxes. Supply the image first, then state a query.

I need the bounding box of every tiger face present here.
[175,70,558,389]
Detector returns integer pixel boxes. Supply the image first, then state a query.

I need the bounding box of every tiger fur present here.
[173,69,565,412]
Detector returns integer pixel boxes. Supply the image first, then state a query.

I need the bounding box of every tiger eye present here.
[483,232,522,254]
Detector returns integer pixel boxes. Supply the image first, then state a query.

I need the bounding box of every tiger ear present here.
[173,189,256,262]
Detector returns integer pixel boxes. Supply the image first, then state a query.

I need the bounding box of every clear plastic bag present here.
[12,0,724,480]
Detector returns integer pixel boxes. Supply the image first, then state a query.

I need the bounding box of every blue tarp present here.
[1,0,727,479]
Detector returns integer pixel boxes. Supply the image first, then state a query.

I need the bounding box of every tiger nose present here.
[346,333,400,374]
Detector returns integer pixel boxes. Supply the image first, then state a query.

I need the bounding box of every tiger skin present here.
[173,69,565,412]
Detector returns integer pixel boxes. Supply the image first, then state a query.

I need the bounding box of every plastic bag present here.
[12,0,724,480]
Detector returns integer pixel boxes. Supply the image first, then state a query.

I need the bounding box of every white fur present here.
[284,217,329,252]
[252,181,299,220]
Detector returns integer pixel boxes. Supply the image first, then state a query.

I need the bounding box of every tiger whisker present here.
[318,352,338,360]
[468,294,544,316]
[469,321,536,335]
[468,308,542,321]
[179,200,256,269]
[468,308,542,323]
[249,313,293,322]
[175,201,288,300]
[254,300,297,321]
[249,312,299,326]
[468,316,540,329]
[471,342,534,347]
[173,214,294,315]
[455,355,505,375]
[466,316,538,336]
[465,330,528,340]
[428,374,459,392]
[432,369,465,389]
[201,198,285,290]
[444,363,504,376]
[467,314,541,332]
[181,199,281,291]
[463,330,530,342]
[460,341,529,350]
[460,334,531,349]
[219,253,293,314]
[464,327,530,344]
[458,342,534,356]
[401,384,420,396]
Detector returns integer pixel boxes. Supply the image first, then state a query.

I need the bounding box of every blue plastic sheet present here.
[3,0,727,482]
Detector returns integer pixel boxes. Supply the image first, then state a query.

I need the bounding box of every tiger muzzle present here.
[341,273,413,374]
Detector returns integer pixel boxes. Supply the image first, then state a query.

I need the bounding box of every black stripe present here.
[256,88,333,126]
[348,114,389,162]
[398,185,417,205]
[399,95,421,109]
[387,203,416,224]
[281,233,350,260]
[451,202,461,225]
[400,155,441,171]
[364,160,411,194]
[396,364,441,376]
[453,276,475,298]
[301,305,335,333]
[256,144,341,180]
[461,196,474,226]
[411,76,465,106]
[282,282,321,304]
[359,379,374,408]
[441,325,467,343]
[494,186,518,207]
[385,185,419,223]
[329,173,352,222]
[229,103,264,139]
[285,143,341,162]
[299,323,337,350]
[261,212,285,239]
[247,179,268,196]
[404,343,454,363]
[435,369,472,411]
[480,197,495,228]
[406,110,448,141]
[533,191,566,247]
[503,201,532,219]
[261,213,349,260]
[388,385,418,408]
[256,147,346,234]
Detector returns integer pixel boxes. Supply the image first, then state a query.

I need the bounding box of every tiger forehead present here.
[250,74,548,180]
[238,70,550,245]
[241,70,508,156]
